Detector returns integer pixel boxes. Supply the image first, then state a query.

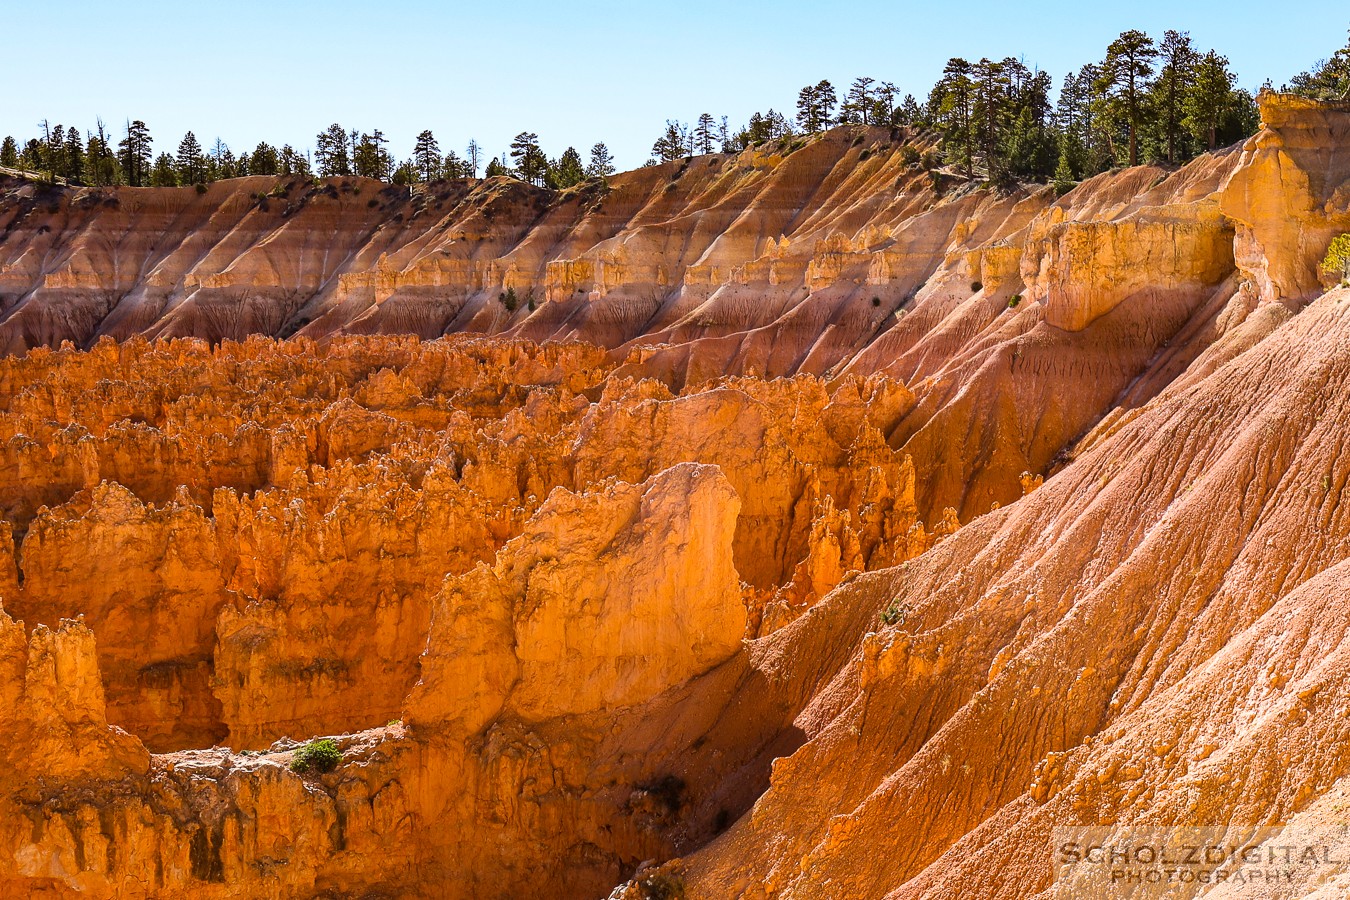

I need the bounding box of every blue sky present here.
[5,1,1345,171]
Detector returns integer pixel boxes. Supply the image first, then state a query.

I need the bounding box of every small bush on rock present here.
[290,738,342,774]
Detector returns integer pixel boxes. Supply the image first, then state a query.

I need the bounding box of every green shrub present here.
[290,738,342,774]
[881,600,908,627]
[871,296,881,307]
[194,183,207,195]
[970,281,984,293]
[899,145,920,166]
[499,287,520,312]
[1008,294,1022,308]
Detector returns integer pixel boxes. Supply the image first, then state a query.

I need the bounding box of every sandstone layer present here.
[0,93,1348,899]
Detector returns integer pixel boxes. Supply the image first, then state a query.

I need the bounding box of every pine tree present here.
[930,58,975,178]
[279,145,309,177]
[485,157,509,178]
[251,143,280,175]
[695,113,717,154]
[64,127,85,183]
[466,139,482,178]
[353,130,393,180]
[587,142,615,178]
[898,94,923,126]
[797,80,839,132]
[413,130,441,182]
[20,139,44,173]
[176,131,205,184]
[1,136,17,168]
[1151,30,1199,163]
[1185,51,1235,151]
[971,58,1009,173]
[651,121,689,162]
[554,147,585,187]
[315,124,351,176]
[151,153,179,187]
[509,132,548,185]
[48,125,68,180]
[873,82,898,125]
[88,120,118,186]
[118,120,153,186]
[209,138,230,181]
[1052,145,1076,196]
[443,150,466,178]
[842,77,876,124]
[1097,30,1158,166]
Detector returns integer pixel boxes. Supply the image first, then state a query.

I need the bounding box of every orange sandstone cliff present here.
[0,92,1348,899]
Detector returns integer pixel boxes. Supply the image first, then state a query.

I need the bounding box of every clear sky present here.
[5,1,1345,172]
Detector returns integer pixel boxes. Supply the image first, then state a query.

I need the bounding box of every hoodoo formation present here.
[0,88,1349,899]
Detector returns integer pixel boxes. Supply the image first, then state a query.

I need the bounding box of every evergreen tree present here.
[354,130,393,179]
[64,127,85,183]
[1097,29,1158,166]
[796,80,837,132]
[1055,70,1089,177]
[391,160,418,185]
[151,153,179,187]
[315,124,351,176]
[88,120,118,186]
[208,138,230,181]
[20,139,44,172]
[218,148,237,179]
[509,132,548,185]
[279,145,310,177]
[443,150,467,178]
[971,58,1010,172]
[695,113,717,154]
[0,136,17,168]
[251,143,280,175]
[841,77,876,124]
[1185,51,1236,151]
[176,131,205,184]
[466,139,482,178]
[118,120,153,186]
[1052,145,1077,196]
[1000,66,1056,181]
[930,58,975,177]
[554,147,585,187]
[587,142,615,177]
[872,81,899,125]
[651,121,689,162]
[485,157,509,178]
[413,130,441,181]
[47,125,67,180]
[897,94,923,126]
[1150,30,1199,163]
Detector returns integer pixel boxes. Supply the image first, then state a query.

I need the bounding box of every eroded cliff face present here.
[1,93,1349,900]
